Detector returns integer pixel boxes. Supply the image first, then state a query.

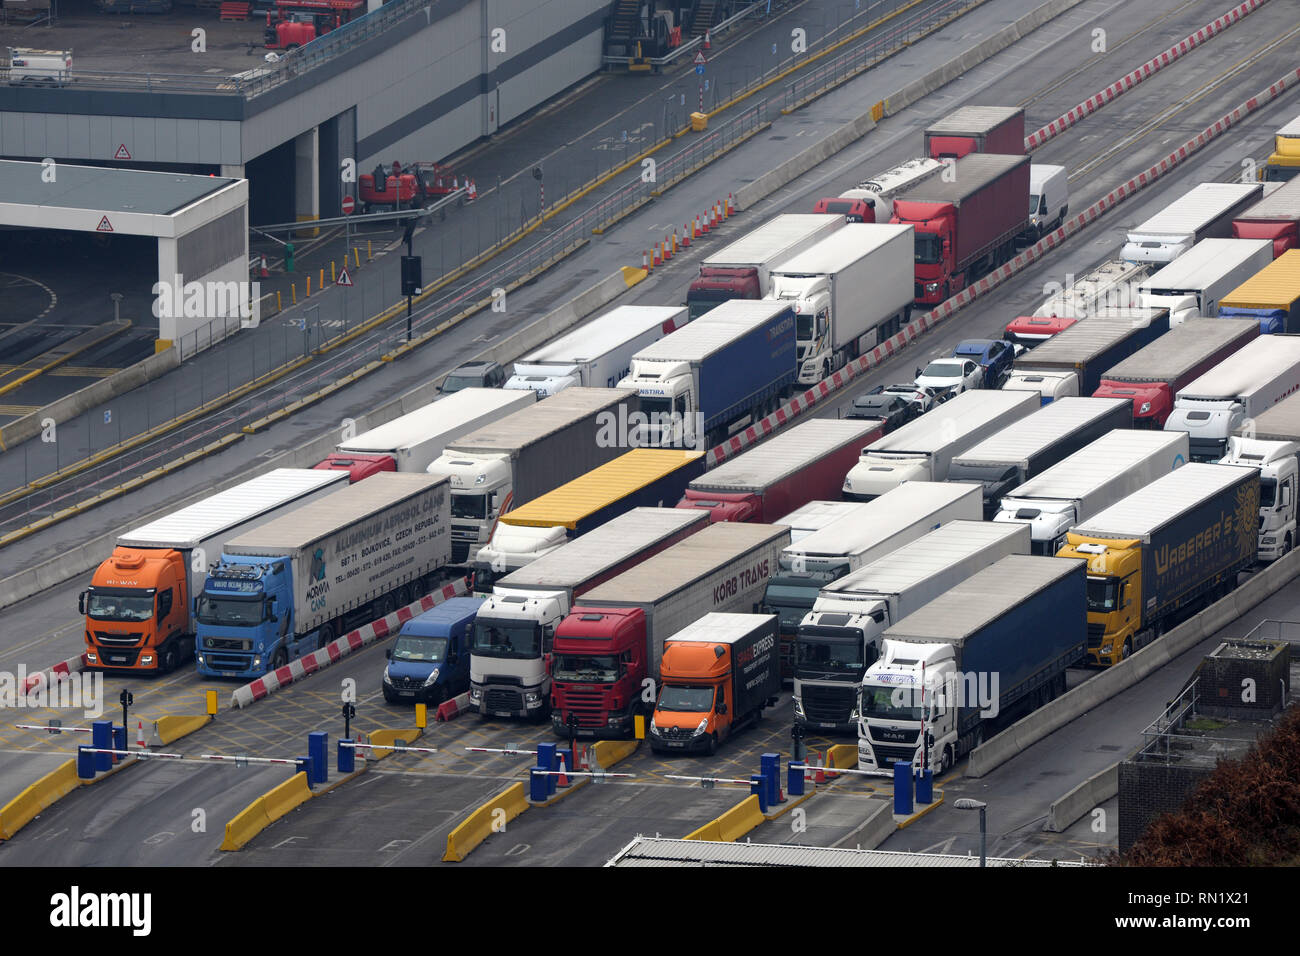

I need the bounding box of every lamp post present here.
[954,798,988,867]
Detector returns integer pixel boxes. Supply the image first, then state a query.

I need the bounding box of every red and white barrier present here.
[229,578,468,709]
[21,653,88,695]
[1024,0,1268,150]
[436,691,472,722]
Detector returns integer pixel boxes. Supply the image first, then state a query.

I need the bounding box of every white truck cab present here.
[616,359,698,448]
[468,588,569,719]
[428,454,512,564]
[857,640,954,773]
[769,274,831,385]
[1221,436,1299,560]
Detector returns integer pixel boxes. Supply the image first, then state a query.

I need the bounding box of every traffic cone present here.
[259,255,269,279]
[663,236,671,261]
[136,720,146,748]
[701,211,710,234]
[727,193,735,216]
[682,222,691,248]
[643,249,650,272]
[825,749,839,780]
[813,752,826,784]
[468,179,477,201]
[704,30,711,49]
[557,752,571,788]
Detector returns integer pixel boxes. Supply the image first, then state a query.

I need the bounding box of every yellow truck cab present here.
[650,613,780,756]
[1263,116,1300,183]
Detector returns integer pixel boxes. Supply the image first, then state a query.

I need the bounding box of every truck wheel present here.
[1283,534,1293,558]
[396,586,411,609]
[378,595,396,619]
[161,646,177,674]
[271,648,288,672]
[1121,638,1132,661]
[940,746,953,774]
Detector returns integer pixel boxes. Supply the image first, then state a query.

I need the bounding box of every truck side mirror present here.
[385,649,391,659]
[717,701,727,715]
[78,591,86,614]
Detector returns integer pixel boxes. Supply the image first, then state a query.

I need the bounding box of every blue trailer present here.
[383,597,482,705]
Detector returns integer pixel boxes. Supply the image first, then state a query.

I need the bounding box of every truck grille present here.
[390,676,425,691]
[1087,623,1105,649]
[872,744,917,768]
[484,689,523,712]
[452,542,471,563]
[206,652,251,671]
[802,683,855,723]
[203,637,251,651]
[662,725,695,739]
[98,649,140,667]
[94,631,143,646]
[870,725,919,745]
[558,688,609,726]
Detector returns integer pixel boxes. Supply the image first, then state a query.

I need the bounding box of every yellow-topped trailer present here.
[1263,114,1300,183]
[1057,462,1258,666]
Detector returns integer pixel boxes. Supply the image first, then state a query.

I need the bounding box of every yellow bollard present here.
[307,275,312,297]
[353,247,360,269]
[319,267,324,289]
[276,291,282,314]
[291,283,297,305]
[206,690,219,717]
[331,261,336,283]
[367,239,373,261]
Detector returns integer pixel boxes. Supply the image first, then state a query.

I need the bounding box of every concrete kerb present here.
[967,549,1300,779]
[1044,761,1120,833]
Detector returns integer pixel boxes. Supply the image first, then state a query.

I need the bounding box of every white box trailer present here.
[1137,238,1273,325]
[505,305,689,397]
[768,224,914,384]
[1121,182,1263,265]
[773,500,875,543]
[1166,334,1300,460]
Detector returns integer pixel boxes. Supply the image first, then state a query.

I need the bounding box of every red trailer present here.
[1233,178,1300,258]
[892,153,1031,306]
[265,0,363,49]
[676,418,880,523]
[923,106,1025,161]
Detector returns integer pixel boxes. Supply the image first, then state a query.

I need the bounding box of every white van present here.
[7,48,72,86]
[1027,164,1069,239]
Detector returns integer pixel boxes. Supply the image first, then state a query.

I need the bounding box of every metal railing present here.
[1136,681,1259,765]
[601,0,769,68]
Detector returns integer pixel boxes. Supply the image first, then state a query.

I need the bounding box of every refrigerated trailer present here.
[1121,182,1263,266]
[1136,238,1273,326]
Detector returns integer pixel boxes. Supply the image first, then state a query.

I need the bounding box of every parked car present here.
[953,338,1016,387]
[879,382,939,412]
[441,360,507,393]
[846,392,920,432]
[915,357,983,397]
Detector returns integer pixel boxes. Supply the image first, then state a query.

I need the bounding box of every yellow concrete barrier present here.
[827,744,858,772]
[263,771,313,823]
[154,714,211,745]
[365,727,420,760]
[443,782,528,863]
[0,759,78,842]
[220,771,312,851]
[683,817,723,841]
[621,265,648,286]
[592,739,638,767]
[685,794,765,842]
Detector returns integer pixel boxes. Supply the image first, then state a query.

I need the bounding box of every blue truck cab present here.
[195,555,306,679]
[382,597,482,705]
[953,338,1016,388]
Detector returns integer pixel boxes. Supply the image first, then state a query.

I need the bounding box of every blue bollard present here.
[750,774,768,814]
[308,731,328,785]
[893,762,913,815]
[77,745,96,780]
[529,768,549,803]
[915,767,933,804]
[296,755,313,786]
[91,720,113,772]
[112,725,126,765]
[787,760,805,798]
[761,752,780,805]
[338,738,355,774]
[536,742,558,796]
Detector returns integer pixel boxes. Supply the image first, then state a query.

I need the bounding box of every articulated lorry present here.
[891,153,1031,305]
[1262,114,1300,183]
[82,468,348,673]
[195,473,452,678]
[793,519,1029,733]
[1002,310,1170,403]
[923,105,1025,160]
[470,507,707,722]
[685,214,843,319]
[994,429,1188,555]
[618,299,796,449]
[766,224,914,384]
[1120,182,1263,266]
[550,521,788,738]
[1009,260,1153,346]
[503,305,688,397]
[1222,393,1300,560]
[1164,334,1300,461]
[843,389,1038,500]
[760,481,980,682]
[1217,249,1300,334]
[1092,317,1258,427]
[774,499,874,543]
[1233,177,1300,256]
[650,613,781,755]
[946,396,1133,517]
[856,555,1086,773]
[1135,238,1273,326]
[1059,462,1259,666]
[677,418,878,523]
[824,157,947,223]
[428,387,641,563]
[472,449,704,588]
[314,388,535,482]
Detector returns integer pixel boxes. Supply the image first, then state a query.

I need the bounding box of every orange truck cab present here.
[649,612,780,756]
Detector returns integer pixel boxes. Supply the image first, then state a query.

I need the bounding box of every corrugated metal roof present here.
[895,153,1028,204]
[0,159,235,215]
[770,224,912,275]
[605,837,1089,866]
[1235,391,1300,441]
[1220,249,1300,310]
[1004,430,1185,502]
[1141,238,1272,292]
[882,554,1080,642]
[444,387,628,453]
[1073,462,1253,538]
[1016,315,1164,367]
[703,214,841,267]
[824,519,1026,596]
[500,450,702,528]
[789,482,977,557]
[1236,176,1300,222]
[1175,334,1300,400]
[924,105,1023,135]
[519,306,685,364]
[867,390,1037,454]
[1130,183,1260,235]
[951,397,1128,466]
[1276,115,1300,138]
[634,300,790,361]
[1100,318,1257,384]
[691,419,876,491]
[339,388,532,453]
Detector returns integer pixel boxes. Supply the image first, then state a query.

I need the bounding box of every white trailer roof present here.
[118,468,347,549]
[1005,430,1187,502]
[1233,392,1300,440]
[702,214,841,268]
[769,224,913,275]
[690,419,875,492]
[1100,318,1257,384]
[865,390,1037,455]
[338,388,533,454]
[664,612,769,645]
[634,300,790,362]
[776,500,873,539]
[497,507,705,591]
[882,555,1078,643]
[823,520,1026,596]
[1140,238,1273,292]
[1130,183,1260,236]
[445,386,627,454]
[579,522,789,606]
[1016,314,1164,367]
[518,306,684,365]
[951,397,1129,467]
[925,105,1022,135]
[1277,115,1300,138]
[1175,335,1300,400]
[1236,177,1300,222]
[789,481,977,557]
[1072,462,1251,538]
[225,473,445,552]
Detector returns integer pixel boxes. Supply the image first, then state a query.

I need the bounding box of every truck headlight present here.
[253,657,262,668]
[1262,536,1276,545]
[193,654,201,665]
[524,692,541,707]
[1100,644,1113,654]
[693,719,708,736]
[469,687,482,702]
[650,717,661,735]
[383,667,392,684]
[924,282,940,293]
[1138,401,1151,414]
[843,478,852,491]
[793,696,805,718]
[424,667,441,687]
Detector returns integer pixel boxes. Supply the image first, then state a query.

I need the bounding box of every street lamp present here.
[954,798,988,867]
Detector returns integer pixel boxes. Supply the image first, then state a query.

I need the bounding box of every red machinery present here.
[265,0,364,50]
[357,160,477,211]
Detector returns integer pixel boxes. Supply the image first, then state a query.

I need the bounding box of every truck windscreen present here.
[1086,576,1120,613]
[553,654,618,682]
[196,595,263,626]
[796,631,864,671]
[392,635,447,662]
[451,493,489,520]
[860,686,924,721]
[1260,477,1277,508]
[472,620,540,659]
[914,234,942,264]
[85,590,154,623]
[658,685,714,712]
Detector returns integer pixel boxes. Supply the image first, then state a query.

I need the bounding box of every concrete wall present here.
[0,113,242,166]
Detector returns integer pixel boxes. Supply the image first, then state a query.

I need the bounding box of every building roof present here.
[605,837,1090,866]
[0,159,236,216]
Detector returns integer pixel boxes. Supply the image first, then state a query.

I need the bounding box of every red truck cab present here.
[550,607,648,739]
[685,267,762,320]
[892,199,956,305]
[812,197,875,223]
[312,453,395,483]
[81,548,190,672]
[675,490,760,523]
[265,0,363,49]
[1092,380,1173,428]
[1004,314,1078,345]
[1233,219,1299,258]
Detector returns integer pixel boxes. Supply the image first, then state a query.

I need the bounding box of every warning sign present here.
[114,144,131,160]
[96,216,114,233]
[693,51,706,65]
[337,266,353,287]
